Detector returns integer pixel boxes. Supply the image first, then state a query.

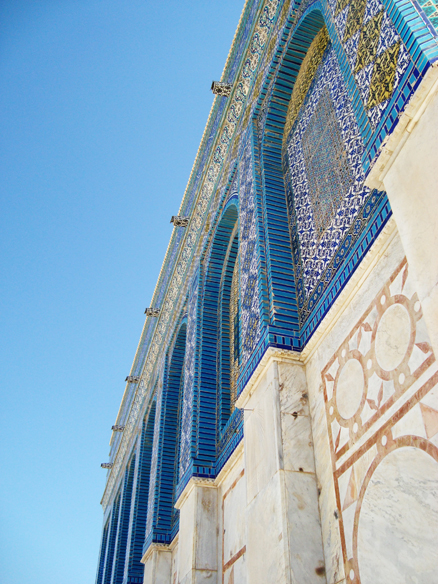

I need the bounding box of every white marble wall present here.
[176,481,219,584]
[143,546,172,584]
[306,232,438,584]
[368,66,438,359]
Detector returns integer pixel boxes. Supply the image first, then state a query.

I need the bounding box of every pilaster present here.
[141,544,172,584]
[237,353,326,584]
[174,478,219,584]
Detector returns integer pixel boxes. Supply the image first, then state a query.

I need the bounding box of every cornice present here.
[140,543,171,565]
[101,0,283,510]
[235,346,303,409]
[174,477,217,511]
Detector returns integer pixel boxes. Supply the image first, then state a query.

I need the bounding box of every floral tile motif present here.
[240,135,260,360]
[330,0,412,128]
[285,44,370,301]
[178,272,199,477]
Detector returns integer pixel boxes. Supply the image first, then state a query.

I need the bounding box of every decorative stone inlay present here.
[322,257,438,583]
[336,358,365,419]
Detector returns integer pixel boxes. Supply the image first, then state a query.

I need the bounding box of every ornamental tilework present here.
[240,135,261,361]
[417,0,438,30]
[285,44,370,300]
[145,381,163,541]
[283,27,330,144]
[178,273,199,478]
[329,0,412,128]
[101,0,282,510]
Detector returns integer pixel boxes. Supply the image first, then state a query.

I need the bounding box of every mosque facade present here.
[96,0,438,582]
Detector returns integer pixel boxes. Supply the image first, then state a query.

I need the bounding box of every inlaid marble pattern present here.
[322,258,438,583]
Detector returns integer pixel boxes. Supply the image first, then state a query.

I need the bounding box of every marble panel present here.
[283,470,327,583]
[281,412,316,474]
[245,471,288,584]
[171,543,179,584]
[316,244,438,584]
[178,486,196,581]
[384,89,438,358]
[244,368,281,503]
[194,487,218,572]
[278,362,309,415]
[306,352,346,584]
[177,483,218,583]
[143,548,172,584]
[222,471,246,568]
[224,554,246,584]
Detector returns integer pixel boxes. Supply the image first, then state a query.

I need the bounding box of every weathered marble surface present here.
[306,230,438,584]
[243,359,326,584]
[177,482,218,584]
[383,80,438,358]
[143,547,172,584]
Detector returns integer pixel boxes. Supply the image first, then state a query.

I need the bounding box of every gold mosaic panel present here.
[283,26,329,145]
[336,0,351,16]
[367,41,400,109]
[344,0,368,42]
[355,10,383,73]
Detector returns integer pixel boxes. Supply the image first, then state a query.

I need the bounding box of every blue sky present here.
[0,1,243,582]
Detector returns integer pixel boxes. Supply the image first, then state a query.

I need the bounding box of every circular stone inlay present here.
[376,303,411,371]
[358,447,438,584]
[336,358,364,420]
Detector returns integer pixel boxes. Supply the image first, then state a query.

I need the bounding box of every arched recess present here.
[198,202,239,466]
[256,4,389,347]
[145,321,187,546]
[218,222,240,431]
[111,453,136,584]
[256,7,326,350]
[124,400,156,582]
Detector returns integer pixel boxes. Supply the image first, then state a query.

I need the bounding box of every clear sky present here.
[0,1,243,582]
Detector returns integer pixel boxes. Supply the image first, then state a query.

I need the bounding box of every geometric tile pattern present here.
[230,252,240,406]
[330,0,412,128]
[285,44,370,300]
[302,87,354,239]
[417,0,438,30]
[239,135,260,361]
[179,273,199,478]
